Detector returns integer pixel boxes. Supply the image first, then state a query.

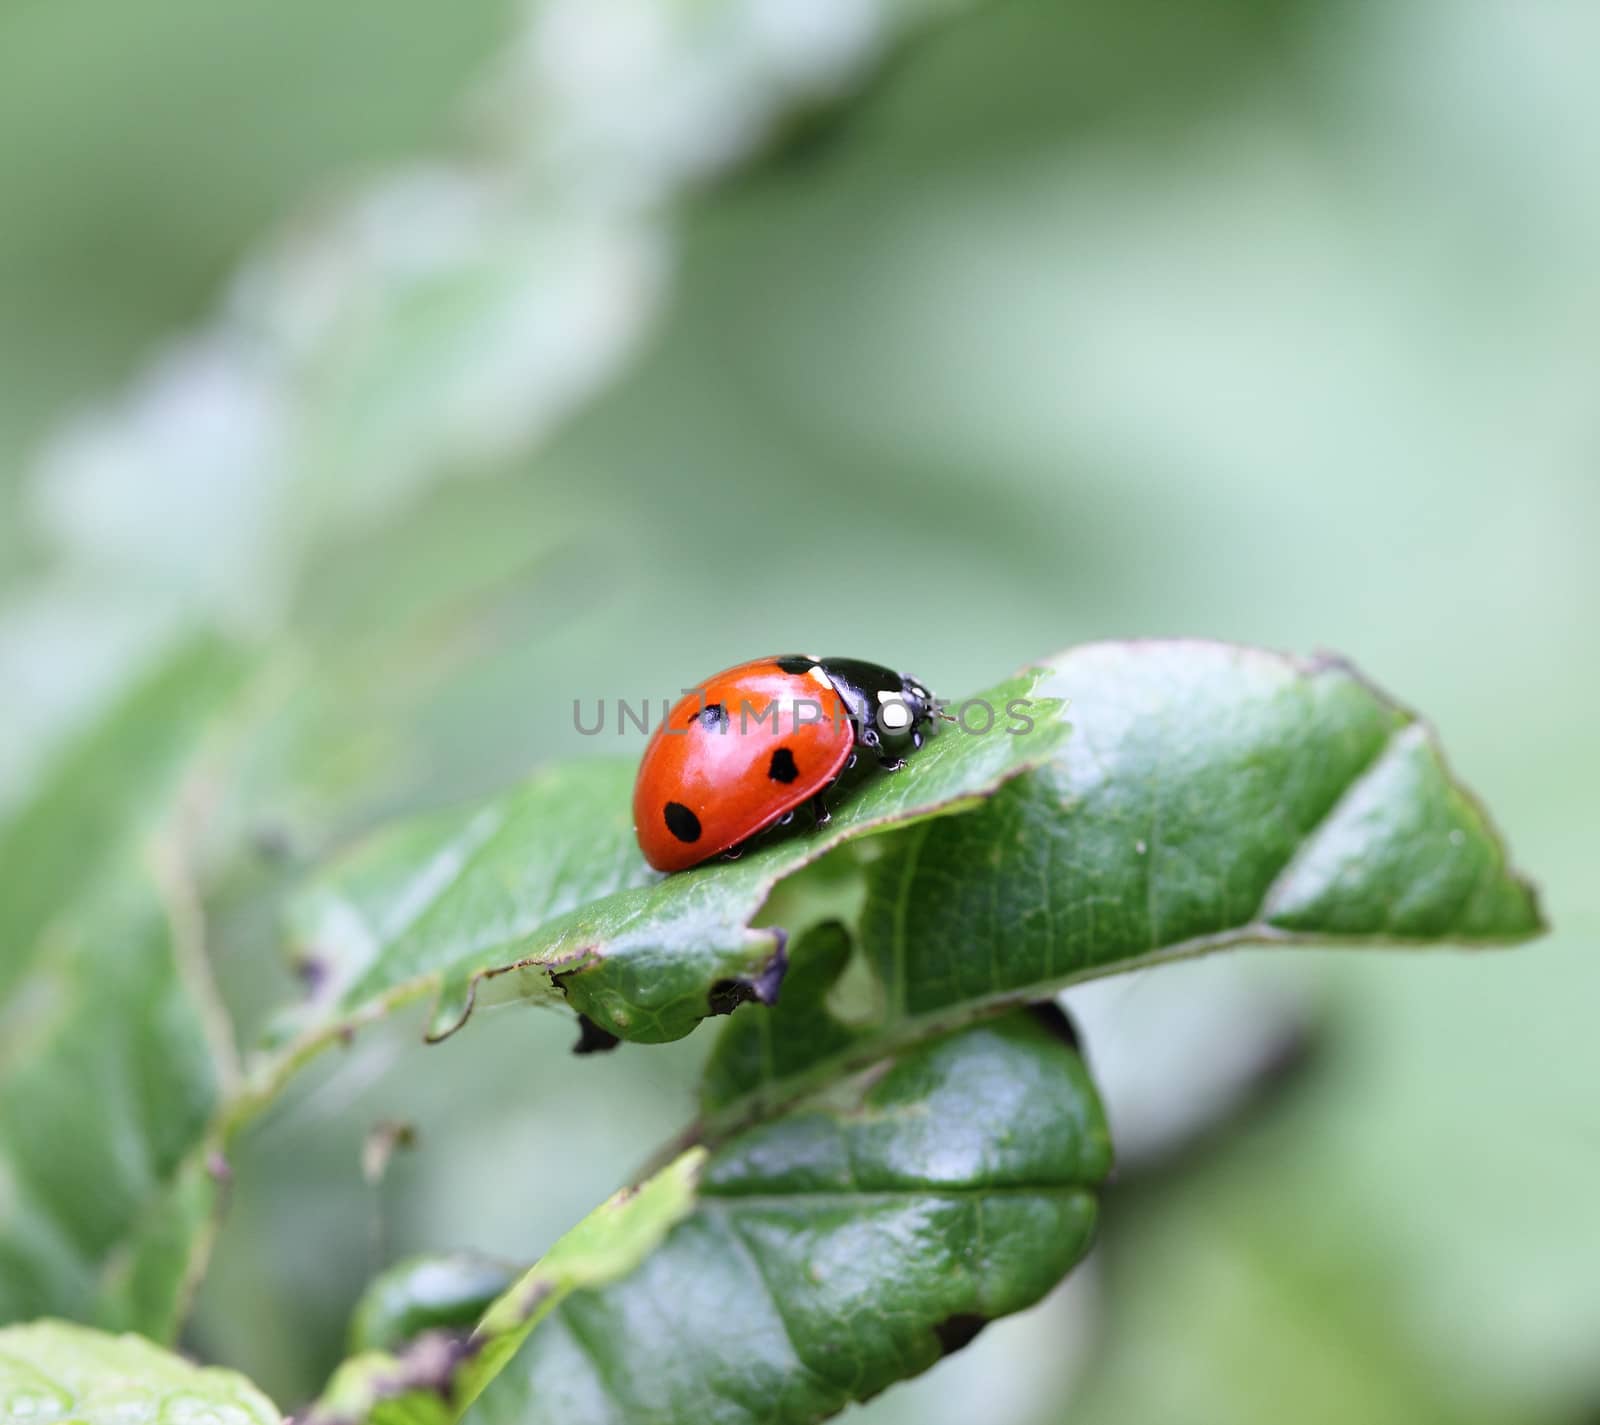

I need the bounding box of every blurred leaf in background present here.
[1,0,1596,1420]
[0,1319,281,1425]
[0,0,514,562]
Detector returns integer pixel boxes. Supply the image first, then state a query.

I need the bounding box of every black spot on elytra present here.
[698,702,729,731]
[572,1014,621,1055]
[768,747,799,783]
[932,1314,989,1357]
[664,802,701,843]
[1027,1001,1082,1053]
[775,655,818,675]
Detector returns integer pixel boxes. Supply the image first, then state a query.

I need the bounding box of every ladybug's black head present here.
[883,674,943,745]
[815,657,938,749]
[898,674,935,728]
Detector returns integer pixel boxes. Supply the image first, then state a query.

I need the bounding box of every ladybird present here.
[632,655,937,872]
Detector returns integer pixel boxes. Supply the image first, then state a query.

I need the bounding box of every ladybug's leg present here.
[809,793,832,830]
[721,845,744,862]
[870,730,906,771]
[855,720,904,771]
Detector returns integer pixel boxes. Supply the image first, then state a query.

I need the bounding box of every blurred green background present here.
[2,0,1596,1421]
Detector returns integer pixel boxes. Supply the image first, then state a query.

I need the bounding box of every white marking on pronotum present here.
[877,691,912,730]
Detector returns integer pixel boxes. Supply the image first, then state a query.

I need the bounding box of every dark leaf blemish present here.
[250,822,296,863]
[707,978,755,1016]
[572,1014,622,1055]
[932,1313,989,1357]
[294,952,330,996]
[1027,1000,1082,1053]
[750,930,789,1005]
[705,932,789,1015]
[383,1329,477,1403]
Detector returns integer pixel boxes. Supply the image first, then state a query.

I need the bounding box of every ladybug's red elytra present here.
[632,655,937,873]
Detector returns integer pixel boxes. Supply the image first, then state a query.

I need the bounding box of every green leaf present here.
[0,640,253,1339]
[471,1013,1108,1425]
[276,666,1065,1051]
[0,637,245,998]
[304,1150,705,1425]
[0,578,187,820]
[308,1014,1107,1425]
[702,641,1543,1129]
[0,1319,281,1425]
[346,1256,518,1357]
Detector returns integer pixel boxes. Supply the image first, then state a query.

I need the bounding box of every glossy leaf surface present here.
[0,1319,281,1425]
[476,1013,1108,1425]
[280,668,1065,1049]
[702,641,1543,1130]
